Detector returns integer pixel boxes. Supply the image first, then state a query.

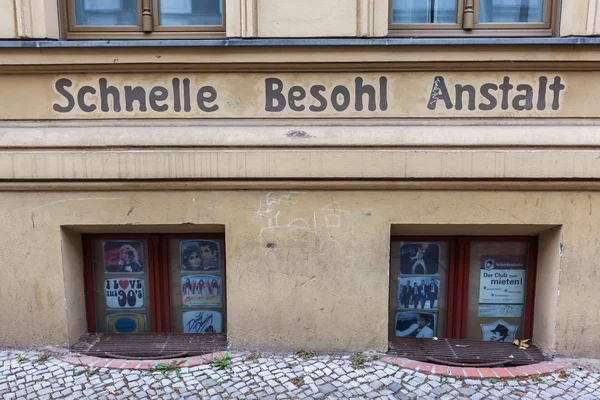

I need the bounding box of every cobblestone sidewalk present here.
[1,349,599,399]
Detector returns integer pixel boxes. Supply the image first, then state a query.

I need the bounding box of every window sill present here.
[0,37,599,48]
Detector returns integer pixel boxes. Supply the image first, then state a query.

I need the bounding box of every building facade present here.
[0,0,600,358]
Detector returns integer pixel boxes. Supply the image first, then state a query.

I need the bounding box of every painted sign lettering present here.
[54,78,218,114]
[0,71,580,119]
[427,76,565,111]
[264,77,388,112]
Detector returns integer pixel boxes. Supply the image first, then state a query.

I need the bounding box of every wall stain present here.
[32,279,42,308]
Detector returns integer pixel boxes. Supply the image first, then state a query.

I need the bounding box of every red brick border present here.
[380,356,571,379]
[58,352,570,378]
[59,351,242,371]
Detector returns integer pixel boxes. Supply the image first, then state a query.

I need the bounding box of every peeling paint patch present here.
[285,130,314,139]
[559,242,564,256]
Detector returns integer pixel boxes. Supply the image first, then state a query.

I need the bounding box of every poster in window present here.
[104,278,145,309]
[398,277,440,310]
[480,319,519,343]
[84,0,124,12]
[478,304,524,318]
[106,313,146,333]
[181,275,222,307]
[479,255,526,306]
[103,240,144,273]
[400,243,440,275]
[180,240,221,272]
[183,310,222,333]
[394,312,437,338]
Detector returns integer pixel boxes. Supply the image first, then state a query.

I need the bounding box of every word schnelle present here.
[427,76,565,111]
[53,78,218,113]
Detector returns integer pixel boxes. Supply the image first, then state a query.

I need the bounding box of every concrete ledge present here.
[1,149,600,180]
[4,122,600,148]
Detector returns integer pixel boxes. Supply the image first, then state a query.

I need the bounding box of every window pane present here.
[91,239,152,332]
[465,241,530,341]
[169,238,225,333]
[479,0,544,23]
[74,0,138,26]
[159,0,223,26]
[390,241,450,338]
[391,0,457,24]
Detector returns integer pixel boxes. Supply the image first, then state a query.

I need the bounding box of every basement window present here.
[83,233,226,334]
[389,236,538,341]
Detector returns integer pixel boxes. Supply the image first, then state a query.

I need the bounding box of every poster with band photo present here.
[398,277,440,310]
[180,240,221,272]
[399,243,440,275]
[181,275,222,307]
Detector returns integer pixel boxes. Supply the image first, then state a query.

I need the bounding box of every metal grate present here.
[388,338,548,367]
[71,333,228,359]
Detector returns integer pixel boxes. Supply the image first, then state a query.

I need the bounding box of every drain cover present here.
[71,333,227,359]
[388,338,547,366]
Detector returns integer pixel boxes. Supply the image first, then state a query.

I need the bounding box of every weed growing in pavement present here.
[73,367,99,377]
[558,370,572,380]
[295,349,316,360]
[152,359,186,378]
[33,352,51,365]
[244,352,261,363]
[530,374,544,383]
[350,353,381,369]
[16,354,26,363]
[291,375,305,387]
[212,353,232,370]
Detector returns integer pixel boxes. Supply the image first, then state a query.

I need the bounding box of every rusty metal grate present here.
[71,333,228,359]
[388,338,548,367]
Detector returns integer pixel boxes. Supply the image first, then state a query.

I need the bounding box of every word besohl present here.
[265,77,388,113]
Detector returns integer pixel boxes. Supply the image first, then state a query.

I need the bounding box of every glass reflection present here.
[391,0,457,24]
[74,0,138,26]
[159,0,223,26]
[479,0,544,23]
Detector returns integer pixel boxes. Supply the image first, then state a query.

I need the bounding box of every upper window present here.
[389,0,557,37]
[61,0,225,39]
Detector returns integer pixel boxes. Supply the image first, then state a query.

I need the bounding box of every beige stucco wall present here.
[533,227,561,355]
[0,0,16,39]
[0,0,59,39]
[560,0,600,36]
[0,189,597,356]
[254,0,387,37]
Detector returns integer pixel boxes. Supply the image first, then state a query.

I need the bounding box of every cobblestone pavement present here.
[1,350,599,399]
